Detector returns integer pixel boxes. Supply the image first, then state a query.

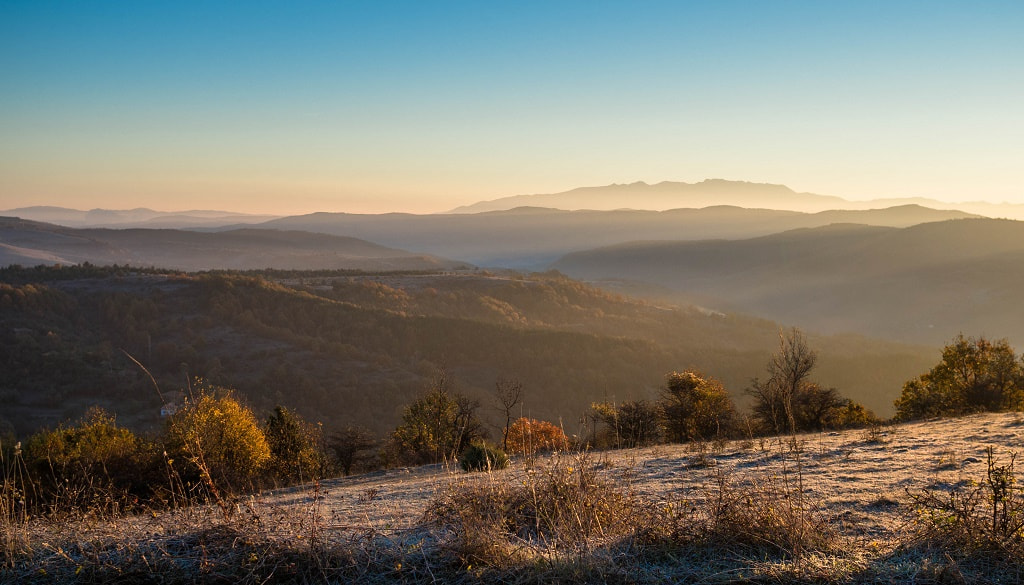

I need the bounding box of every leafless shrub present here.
[908,446,1024,563]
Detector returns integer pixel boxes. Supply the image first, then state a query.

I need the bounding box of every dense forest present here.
[0,264,936,440]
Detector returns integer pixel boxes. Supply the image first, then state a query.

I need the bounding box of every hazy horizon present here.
[3,2,1022,215]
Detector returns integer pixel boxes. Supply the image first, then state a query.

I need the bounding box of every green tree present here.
[894,335,1024,420]
[391,370,484,464]
[659,370,736,442]
[264,406,326,484]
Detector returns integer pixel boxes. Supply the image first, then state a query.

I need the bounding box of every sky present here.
[2,1,1022,215]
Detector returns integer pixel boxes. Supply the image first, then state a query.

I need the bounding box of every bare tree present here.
[494,377,523,451]
[748,328,817,434]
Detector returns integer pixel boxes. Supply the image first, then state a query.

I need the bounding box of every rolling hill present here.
[553,218,1024,346]
[260,204,976,268]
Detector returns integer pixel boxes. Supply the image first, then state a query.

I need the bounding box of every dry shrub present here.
[908,446,1024,564]
[698,467,838,560]
[426,452,648,567]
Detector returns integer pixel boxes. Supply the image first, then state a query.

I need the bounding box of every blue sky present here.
[2,1,1022,214]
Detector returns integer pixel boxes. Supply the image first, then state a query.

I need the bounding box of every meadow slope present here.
[7,412,1024,583]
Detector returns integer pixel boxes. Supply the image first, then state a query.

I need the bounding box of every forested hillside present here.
[0,265,935,439]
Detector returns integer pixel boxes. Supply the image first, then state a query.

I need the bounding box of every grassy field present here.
[5,412,1024,583]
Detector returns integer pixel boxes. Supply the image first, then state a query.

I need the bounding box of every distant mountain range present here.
[0,206,281,228]
[552,218,1024,347]
[450,179,1024,219]
[0,217,467,271]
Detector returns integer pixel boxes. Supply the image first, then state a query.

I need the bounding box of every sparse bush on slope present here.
[20,407,156,515]
[589,400,662,449]
[908,446,1024,570]
[658,369,736,443]
[327,425,377,476]
[458,443,509,472]
[429,452,646,566]
[749,328,876,433]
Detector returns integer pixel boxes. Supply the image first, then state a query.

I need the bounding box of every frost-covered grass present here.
[5,412,1024,583]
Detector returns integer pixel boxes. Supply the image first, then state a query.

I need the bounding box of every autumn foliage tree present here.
[504,417,570,455]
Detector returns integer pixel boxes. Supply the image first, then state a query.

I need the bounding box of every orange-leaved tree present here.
[504,417,569,455]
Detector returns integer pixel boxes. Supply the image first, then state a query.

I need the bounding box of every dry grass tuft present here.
[699,468,839,560]
[426,451,650,569]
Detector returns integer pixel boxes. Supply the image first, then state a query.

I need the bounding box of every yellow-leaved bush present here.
[168,385,270,491]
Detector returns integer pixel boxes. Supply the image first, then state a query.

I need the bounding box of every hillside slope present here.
[0,266,934,438]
